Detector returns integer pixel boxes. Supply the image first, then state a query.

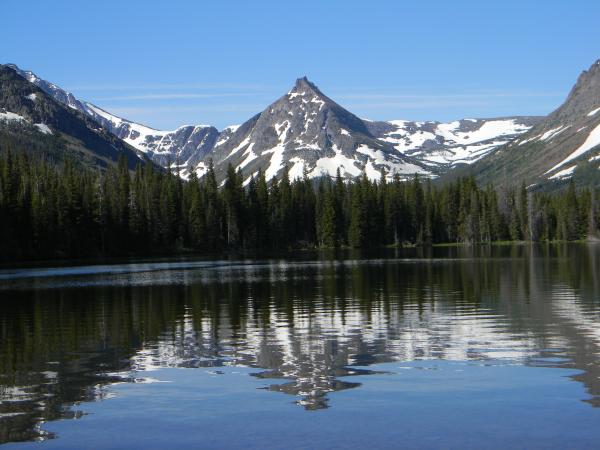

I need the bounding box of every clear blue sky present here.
[2,0,600,130]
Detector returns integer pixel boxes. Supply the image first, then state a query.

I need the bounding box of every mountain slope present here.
[0,65,147,169]
[366,116,540,172]
[7,64,220,169]
[202,77,429,183]
[459,60,600,189]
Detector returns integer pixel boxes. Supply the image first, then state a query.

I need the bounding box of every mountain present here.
[73,103,220,169]
[7,65,540,182]
[201,78,541,183]
[365,116,540,173]
[202,77,435,183]
[6,64,220,169]
[458,60,600,189]
[0,65,147,169]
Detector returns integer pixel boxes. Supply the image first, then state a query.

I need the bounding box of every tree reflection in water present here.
[1,244,600,443]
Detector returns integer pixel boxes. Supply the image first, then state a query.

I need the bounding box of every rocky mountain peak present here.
[288,76,327,100]
[292,75,318,89]
[554,59,600,122]
[203,76,427,182]
[572,59,600,93]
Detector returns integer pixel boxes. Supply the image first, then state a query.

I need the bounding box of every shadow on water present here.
[1,243,600,442]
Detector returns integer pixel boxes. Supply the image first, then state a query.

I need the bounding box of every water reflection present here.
[1,244,600,443]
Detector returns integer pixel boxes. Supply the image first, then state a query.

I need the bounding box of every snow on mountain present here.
[545,122,600,174]
[0,109,52,135]
[7,64,539,183]
[7,64,219,170]
[0,110,27,122]
[0,65,150,170]
[75,103,220,169]
[204,77,431,183]
[464,59,600,188]
[366,117,538,172]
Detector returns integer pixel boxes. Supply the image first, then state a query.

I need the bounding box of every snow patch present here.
[381,118,531,170]
[356,145,428,180]
[263,144,287,180]
[195,162,208,178]
[84,103,171,153]
[310,96,325,109]
[288,157,306,180]
[587,107,600,117]
[539,125,569,141]
[243,171,259,187]
[549,165,576,180]
[34,123,52,134]
[0,111,26,122]
[274,120,291,143]
[546,122,600,173]
[237,143,257,170]
[519,134,543,146]
[436,119,530,145]
[224,124,240,133]
[310,144,362,178]
[226,136,251,159]
[364,160,382,180]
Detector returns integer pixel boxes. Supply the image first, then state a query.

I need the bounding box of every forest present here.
[0,150,598,261]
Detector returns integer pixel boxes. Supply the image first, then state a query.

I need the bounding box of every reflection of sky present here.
[22,362,600,450]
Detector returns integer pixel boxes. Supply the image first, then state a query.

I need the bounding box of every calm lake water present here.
[1,245,600,449]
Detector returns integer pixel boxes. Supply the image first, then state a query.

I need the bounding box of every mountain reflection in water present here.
[1,244,600,443]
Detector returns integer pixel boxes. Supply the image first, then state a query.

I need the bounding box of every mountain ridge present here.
[0,65,149,169]
[4,64,542,182]
[456,59,600,189]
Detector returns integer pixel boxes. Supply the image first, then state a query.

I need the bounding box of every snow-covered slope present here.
[73,103,219,169]
[461,59,600,188]
[367,117,539,172]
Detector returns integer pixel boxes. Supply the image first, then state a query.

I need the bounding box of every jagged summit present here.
[556,59,600,121]
[290,76,323,95]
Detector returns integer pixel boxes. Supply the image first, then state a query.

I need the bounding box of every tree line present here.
[1,150,598,261]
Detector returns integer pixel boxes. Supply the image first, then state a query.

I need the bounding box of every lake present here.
[1,245,600,449]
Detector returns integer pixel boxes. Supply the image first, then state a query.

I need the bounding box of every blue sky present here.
[2,0,600,130]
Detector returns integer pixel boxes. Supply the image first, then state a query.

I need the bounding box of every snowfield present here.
[547,122,600,174]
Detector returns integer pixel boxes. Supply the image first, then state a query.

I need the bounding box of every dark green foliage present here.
[1,147,597,262]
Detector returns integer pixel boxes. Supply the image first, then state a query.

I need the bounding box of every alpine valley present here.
[2,60,600,189]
